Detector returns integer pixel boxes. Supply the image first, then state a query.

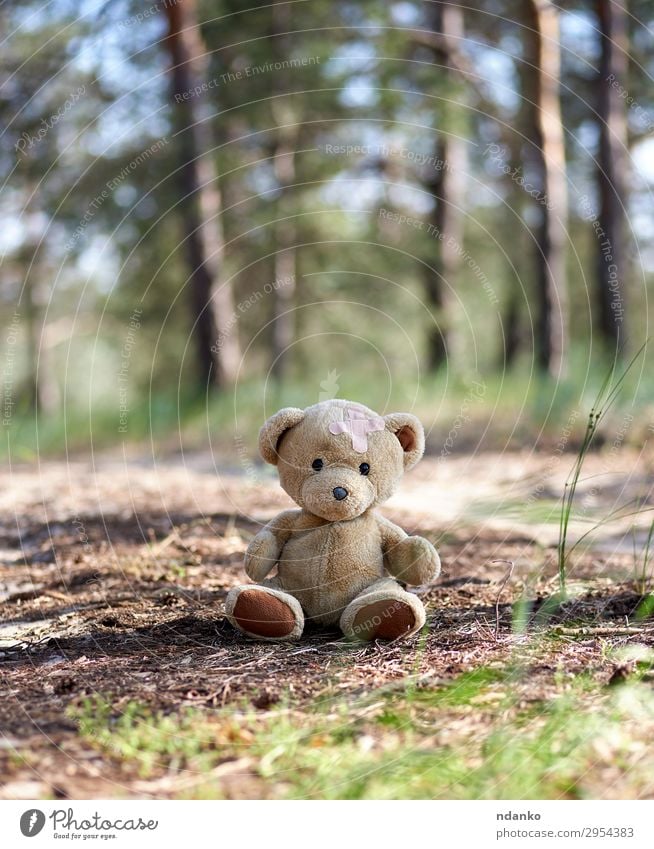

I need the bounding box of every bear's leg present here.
[339,578,426,641]
[225,578,304,641]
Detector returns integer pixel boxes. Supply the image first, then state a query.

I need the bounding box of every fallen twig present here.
[553,625,648,637]
[147,527,183,556]
[130,756,257,795]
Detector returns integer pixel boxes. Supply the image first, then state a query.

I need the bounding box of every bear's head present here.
[258,399,425,521]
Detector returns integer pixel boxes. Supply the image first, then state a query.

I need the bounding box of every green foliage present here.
[633,514,654,595]
[4,348,654,460]
[71,697,239,779]
[2,0,653,436]
[69,666,654,799]
[556,344,648,595]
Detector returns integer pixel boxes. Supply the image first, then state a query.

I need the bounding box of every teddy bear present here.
[225,399,440,641]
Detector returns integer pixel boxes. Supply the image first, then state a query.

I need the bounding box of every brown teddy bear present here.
[225,399,440,641]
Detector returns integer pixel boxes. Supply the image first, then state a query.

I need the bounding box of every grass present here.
[634,513,654,596]
[4,348,654,460]
[69,661,654,799]
[467,496,562,523]
[72,698,254,780]
[556,343,648,597]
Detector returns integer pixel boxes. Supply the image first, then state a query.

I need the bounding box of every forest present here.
[1,0,652,454]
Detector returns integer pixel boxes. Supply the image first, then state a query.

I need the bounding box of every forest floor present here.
[1,448,654,800]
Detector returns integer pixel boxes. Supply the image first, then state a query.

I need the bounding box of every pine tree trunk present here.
[423,1,466,372]
[21,186,59,415]
[499,135,528,369]
[502,283,522,368]
[163,0,240,388]
[524,0,569,376]
[23,275,40,413]
[596,0,628,352]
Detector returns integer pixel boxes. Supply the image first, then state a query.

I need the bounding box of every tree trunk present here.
[502,282,522,368]
[499,134,527,369]
[423,1,466,372]
[523,0,569,376]
[23,281,39,413]
[20,186,59,416]
[596,0,628,352]
[163,0,240,388]
[269,0,298,382]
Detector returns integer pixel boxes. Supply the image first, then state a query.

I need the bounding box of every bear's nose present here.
[332,486,348,501]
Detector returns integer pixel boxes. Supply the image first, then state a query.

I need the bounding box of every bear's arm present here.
[244,509,301,582]
[376,514,441,586]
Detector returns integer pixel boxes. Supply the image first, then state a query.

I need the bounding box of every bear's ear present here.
[259,407,305,465]
[384,412,425,470]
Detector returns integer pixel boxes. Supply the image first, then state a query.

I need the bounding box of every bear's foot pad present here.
[233,589,297,638]
[351,598,416,640]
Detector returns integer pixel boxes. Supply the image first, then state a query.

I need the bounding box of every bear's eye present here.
[359,463,370,476]
[311,458,324,471]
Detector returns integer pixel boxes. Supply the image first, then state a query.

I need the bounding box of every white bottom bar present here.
[1,799,653,848]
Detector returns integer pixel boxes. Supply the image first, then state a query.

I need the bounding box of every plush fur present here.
[225,399,441,641]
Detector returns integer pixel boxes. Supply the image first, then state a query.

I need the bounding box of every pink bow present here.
[329,407,385,453]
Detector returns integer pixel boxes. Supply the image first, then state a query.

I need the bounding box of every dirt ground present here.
[1,449,653,799]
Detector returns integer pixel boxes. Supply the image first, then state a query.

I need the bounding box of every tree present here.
[497,131,530,369]
[16,198,59,416]
[595,0,628,353]
[269,0,299,381]
[163,0,241,388]
[422,1,467,371]
[523,0,569,375]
